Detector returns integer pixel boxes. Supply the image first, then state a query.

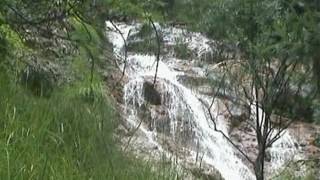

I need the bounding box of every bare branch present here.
[147,17,161,86]
[124,118,143,152]
[200,98,255,165]
[198,72,255,164]
[109,20,128,80]
[266,119,294,148]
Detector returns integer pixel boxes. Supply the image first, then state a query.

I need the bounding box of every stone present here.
[143,81,162,105]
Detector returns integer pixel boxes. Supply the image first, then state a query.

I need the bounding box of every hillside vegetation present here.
[0,1,177,179]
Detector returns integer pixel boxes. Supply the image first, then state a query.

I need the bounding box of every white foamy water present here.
[249,103,300,175]
[106,21,299,180]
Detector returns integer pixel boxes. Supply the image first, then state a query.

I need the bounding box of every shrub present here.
[174,39,192,60]
[127,23,163,55]
[274,90,314,122]
[127,39,159,54]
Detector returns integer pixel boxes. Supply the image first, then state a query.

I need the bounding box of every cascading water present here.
[106,21,300,180]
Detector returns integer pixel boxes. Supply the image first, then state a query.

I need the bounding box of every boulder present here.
[143,81,162,105]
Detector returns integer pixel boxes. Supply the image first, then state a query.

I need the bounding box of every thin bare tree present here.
[202,55,306,179]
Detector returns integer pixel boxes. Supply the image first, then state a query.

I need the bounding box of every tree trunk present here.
[254,145,265,180]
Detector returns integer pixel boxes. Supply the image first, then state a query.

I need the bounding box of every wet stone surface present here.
[143,81,162,105]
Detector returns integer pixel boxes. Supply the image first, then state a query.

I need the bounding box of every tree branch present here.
[148,17,161,86]
[109,20,128,80]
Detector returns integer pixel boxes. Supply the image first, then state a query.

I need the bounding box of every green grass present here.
[0,69,178,180]
[272,168,318,180]
[127,23,163,55]
[0,15,179,179]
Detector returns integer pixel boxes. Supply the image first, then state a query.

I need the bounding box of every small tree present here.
[206,54,303,180]
[203,0,317,179]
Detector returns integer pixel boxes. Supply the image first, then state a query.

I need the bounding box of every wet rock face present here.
[177,75,208,87]
[137,104,152,129]
[139,80,196,140]
[199,51,214,63]
[104,71,127,104]
[143,81,161,105]
[153,107,171,134]
[140,83,197,147]
[290,122,320,158]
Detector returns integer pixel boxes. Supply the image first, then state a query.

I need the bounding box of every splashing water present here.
[106,21,299,180]
[249,104,301,173]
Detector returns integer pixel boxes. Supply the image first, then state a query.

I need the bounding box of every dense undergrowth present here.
[0,36,176,180]
[0,40,180,180]
[0,68,179,179]
[0,1,179,179]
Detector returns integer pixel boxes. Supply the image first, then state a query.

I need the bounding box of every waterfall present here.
[106,21,299,180]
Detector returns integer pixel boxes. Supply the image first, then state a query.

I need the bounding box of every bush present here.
[127,39,159,54]
[174,39,192,60]
[127,23,163,54]
[274,90,314,122]
[137,23,154,38]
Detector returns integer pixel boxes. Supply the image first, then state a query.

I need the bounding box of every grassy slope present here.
[0,10,177,180]
[0,60,176,180]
